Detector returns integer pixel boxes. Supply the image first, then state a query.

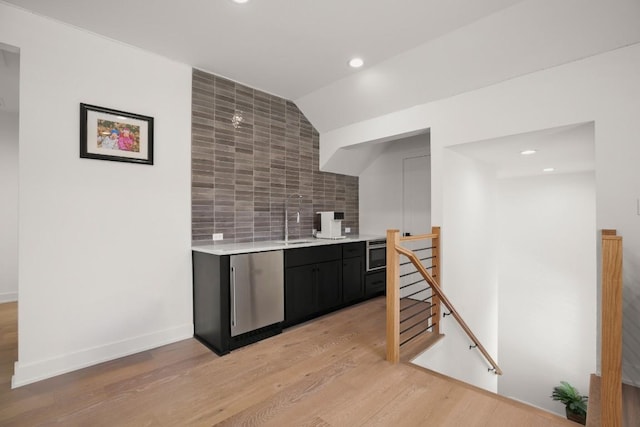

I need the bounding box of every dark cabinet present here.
[284,245,342,326]
[342,256,364,303]
[342,241,364,258]
[284,264,316,323]
[365,270,386,296]
[195,239,383,354]
[342,242,365,303]
[193,252,230,355]
[316,260,342,312]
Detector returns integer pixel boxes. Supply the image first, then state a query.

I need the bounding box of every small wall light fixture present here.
[231,110,244,128]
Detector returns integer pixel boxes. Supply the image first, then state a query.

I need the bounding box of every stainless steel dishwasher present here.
[229,250,284,337]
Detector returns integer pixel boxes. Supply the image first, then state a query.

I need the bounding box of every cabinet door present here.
[316,260,342,312]
[343,256,364,303]
[365,270,386,296]
[285,265,316,325]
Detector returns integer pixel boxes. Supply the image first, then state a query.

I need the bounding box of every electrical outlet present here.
[212,233,223,241]
[345,227,351,234]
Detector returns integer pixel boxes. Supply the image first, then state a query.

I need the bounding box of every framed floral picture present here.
[80,103,154,165]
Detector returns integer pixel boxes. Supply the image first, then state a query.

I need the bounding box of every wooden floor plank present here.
[0,299,574,426]
[438,388,500,427]
[318,360,415,425]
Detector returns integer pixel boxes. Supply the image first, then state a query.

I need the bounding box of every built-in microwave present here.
[366,239,387,272]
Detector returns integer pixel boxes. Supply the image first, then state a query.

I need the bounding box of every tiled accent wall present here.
[192,69,359,242]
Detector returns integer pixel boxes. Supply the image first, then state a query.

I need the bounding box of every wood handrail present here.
[399,233,439,242]
[394,244,503,375]
[601,229,622,426]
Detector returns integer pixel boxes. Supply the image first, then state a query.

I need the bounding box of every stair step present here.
[400,331,444,363]
[586,373,640,427]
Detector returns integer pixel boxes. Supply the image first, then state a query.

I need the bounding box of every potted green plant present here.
[551,381,588,425]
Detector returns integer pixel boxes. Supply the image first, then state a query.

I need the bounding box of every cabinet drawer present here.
[285,244,341,268]
[342,241,365,259]
[365,270,386,295]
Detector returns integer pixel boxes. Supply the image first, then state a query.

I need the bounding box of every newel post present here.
[601,229,622,427]
[386,229,400,363]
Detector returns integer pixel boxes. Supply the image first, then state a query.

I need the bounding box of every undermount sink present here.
[275,239,314,245]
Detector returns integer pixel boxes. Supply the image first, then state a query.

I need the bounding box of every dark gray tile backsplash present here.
[192,69,359,242]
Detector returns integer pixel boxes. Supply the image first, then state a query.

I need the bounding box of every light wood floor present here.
[0,299,574,426]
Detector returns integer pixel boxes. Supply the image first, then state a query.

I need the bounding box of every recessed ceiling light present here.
[520,149,537,155]
[543,168,555,172]
[232,0,249,3]
[348,57,364,68]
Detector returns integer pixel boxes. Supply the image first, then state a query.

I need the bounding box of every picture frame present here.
[80,103,154,165]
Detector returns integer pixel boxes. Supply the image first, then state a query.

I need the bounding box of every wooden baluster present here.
[386,229,401,363]
[431,226,441,335]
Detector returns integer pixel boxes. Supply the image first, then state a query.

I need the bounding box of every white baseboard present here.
[503,395,564,418]
[11,323,193,388]
[0,292,18,303]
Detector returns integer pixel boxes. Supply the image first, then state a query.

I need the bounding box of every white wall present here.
[497,172,596,415]
[359,134,429,235]
[0,111,19,303]
[413,148,498,392]
[321,42,640,386]
[0,4,193,387]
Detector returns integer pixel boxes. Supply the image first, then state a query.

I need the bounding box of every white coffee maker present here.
[316,211,346,239]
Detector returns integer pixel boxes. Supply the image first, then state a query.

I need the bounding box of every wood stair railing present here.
[386,228,441,363]
[386,228,502,375]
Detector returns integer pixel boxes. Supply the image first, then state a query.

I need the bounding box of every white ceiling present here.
[1,0,523,100]
[3,0,639,134]
[448,123,595,179]
[298,0,640,132]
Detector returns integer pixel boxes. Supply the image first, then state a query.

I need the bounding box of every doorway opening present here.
[402,154,431,237]
[0,42,20,390]
[442,121,596,415]
[357,130,431,236]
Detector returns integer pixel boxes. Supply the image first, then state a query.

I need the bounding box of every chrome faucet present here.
[285,194,303,243]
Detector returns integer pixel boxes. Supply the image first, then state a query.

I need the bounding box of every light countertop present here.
[192,234,385,255]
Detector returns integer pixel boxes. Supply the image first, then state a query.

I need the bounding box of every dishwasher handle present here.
[231,266,237,327]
